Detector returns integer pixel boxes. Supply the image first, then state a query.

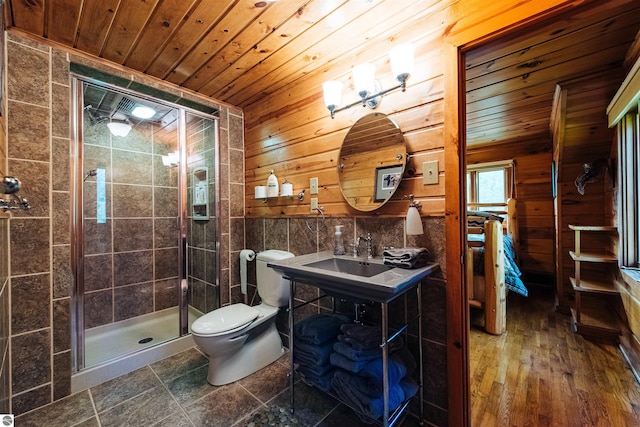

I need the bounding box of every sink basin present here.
[303,257,392,277]
[267,251,439,303]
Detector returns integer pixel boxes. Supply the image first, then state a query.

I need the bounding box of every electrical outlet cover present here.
[310,177,319,194]
[310,197,318,212]
[423,160,439,185]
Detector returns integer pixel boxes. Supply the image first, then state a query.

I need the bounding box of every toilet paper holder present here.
[239,249,256,296]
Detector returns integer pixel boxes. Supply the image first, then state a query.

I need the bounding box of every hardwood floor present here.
[470,286,640,426]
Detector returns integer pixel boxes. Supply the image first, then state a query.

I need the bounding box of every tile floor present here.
[15,347,423,426]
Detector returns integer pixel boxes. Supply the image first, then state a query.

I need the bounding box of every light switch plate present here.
[310,197,318,212]
[423,160,439,185]
[310,177,319,194]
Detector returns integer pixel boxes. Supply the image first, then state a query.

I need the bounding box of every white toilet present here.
[191,249,294,386]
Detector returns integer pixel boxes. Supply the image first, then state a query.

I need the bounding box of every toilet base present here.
[206,321,284,386]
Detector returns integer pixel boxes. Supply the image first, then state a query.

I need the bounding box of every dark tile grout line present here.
[313,405,340,427]
[149,363,197,427]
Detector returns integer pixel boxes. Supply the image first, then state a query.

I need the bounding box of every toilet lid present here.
[191,303,259,336]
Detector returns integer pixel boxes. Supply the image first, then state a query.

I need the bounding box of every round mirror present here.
[338,113,406,211]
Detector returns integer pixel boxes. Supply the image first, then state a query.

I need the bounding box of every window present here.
[608,55,639,267]
[467,160,514,214]
[617,109,639,267]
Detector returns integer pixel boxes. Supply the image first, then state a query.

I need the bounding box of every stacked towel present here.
[294,313,351,391]
[332,369,413,422]
[329,323,418,423]
[294,313,351,345]
[382,247,430,269]
[338,323,403,351]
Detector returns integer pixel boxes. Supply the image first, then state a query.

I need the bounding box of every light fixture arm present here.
[329,78,407,119]
[405,193,421,210]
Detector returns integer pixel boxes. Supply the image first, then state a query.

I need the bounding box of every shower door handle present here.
[181,235,187,280]
[180,235,189,335]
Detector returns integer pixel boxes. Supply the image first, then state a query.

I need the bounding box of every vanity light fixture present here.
[131,105,156,119]
[405,194,424,235]
[322,43,415,119]
[106,120,132,137]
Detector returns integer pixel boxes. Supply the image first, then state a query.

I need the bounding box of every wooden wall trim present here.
[607,53,640,126]
[444,41,468,427]
[552,85,569,311]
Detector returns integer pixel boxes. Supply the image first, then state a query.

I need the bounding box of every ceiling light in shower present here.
[107,121,132,137]
[162,151,180,167]
[132,105,156,119]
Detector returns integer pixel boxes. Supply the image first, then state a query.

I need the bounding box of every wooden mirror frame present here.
[337,113,407,211]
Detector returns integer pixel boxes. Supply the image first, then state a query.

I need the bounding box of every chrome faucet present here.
[355,233,374,259]
[1,176,30,212]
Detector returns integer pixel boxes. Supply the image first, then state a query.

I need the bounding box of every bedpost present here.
[507,198,519,257]
[484,220,506,335]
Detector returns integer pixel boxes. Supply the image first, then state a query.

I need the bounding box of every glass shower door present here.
[184,112,219,318]
[78,81,184,368]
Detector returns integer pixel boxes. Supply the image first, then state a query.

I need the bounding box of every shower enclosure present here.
[71,77,220,371]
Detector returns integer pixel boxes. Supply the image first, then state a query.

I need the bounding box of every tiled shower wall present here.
[1,96,9,413]
[187,116,219,314]
[4,31,245,415]
[0,213,8,415]
[243,215,449,425]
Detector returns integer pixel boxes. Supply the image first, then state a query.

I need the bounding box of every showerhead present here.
[84,169,98,181]
[3,176,21,194]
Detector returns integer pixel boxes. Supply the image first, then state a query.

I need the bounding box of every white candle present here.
[254,186,267,199]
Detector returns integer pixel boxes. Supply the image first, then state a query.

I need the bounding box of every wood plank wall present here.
[467,138,555,281]
[555,70,622,311]
[243,16,448,219]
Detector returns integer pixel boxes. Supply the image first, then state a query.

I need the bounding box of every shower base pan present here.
[72,306,201,392]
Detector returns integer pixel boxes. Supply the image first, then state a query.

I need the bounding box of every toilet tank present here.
[256,250,294,307]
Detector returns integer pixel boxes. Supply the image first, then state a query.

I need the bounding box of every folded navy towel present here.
[299,367,334,392]
[337,334,404,353]
[359,352,410,388]
[366,383,405,421]
[294,313,351,345]
[331,369,405,422]
[294,339,335,365]
[399,377,419,401]
[383,247,430,269]
[296,352,334,376]
[330,351,370,373]
[339,323,384,351]
[333,341,386,362]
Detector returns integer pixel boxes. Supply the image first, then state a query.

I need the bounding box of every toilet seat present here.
[191,303,259,337]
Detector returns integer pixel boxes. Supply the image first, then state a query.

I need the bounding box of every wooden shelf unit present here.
[568,225,620,341]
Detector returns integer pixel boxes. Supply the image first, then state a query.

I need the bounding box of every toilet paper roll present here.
[239,249,256,295]
[254,186,267,199]
[281,182,293,197]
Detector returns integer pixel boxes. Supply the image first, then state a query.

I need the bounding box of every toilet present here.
[191,249,294,386]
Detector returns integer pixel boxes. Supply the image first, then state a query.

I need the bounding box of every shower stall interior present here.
[71,77,220,371]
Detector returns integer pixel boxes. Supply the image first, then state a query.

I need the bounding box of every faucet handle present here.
[350,243,359,258]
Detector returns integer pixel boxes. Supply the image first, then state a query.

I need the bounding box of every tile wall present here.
[0,78,9,413]
[0,215,9,415]
[187,115,219,314]
[243,215,449,425]
[4,31,245,416]
[7,31,69,415]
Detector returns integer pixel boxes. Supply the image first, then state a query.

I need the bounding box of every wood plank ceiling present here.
[5,0,640,147]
